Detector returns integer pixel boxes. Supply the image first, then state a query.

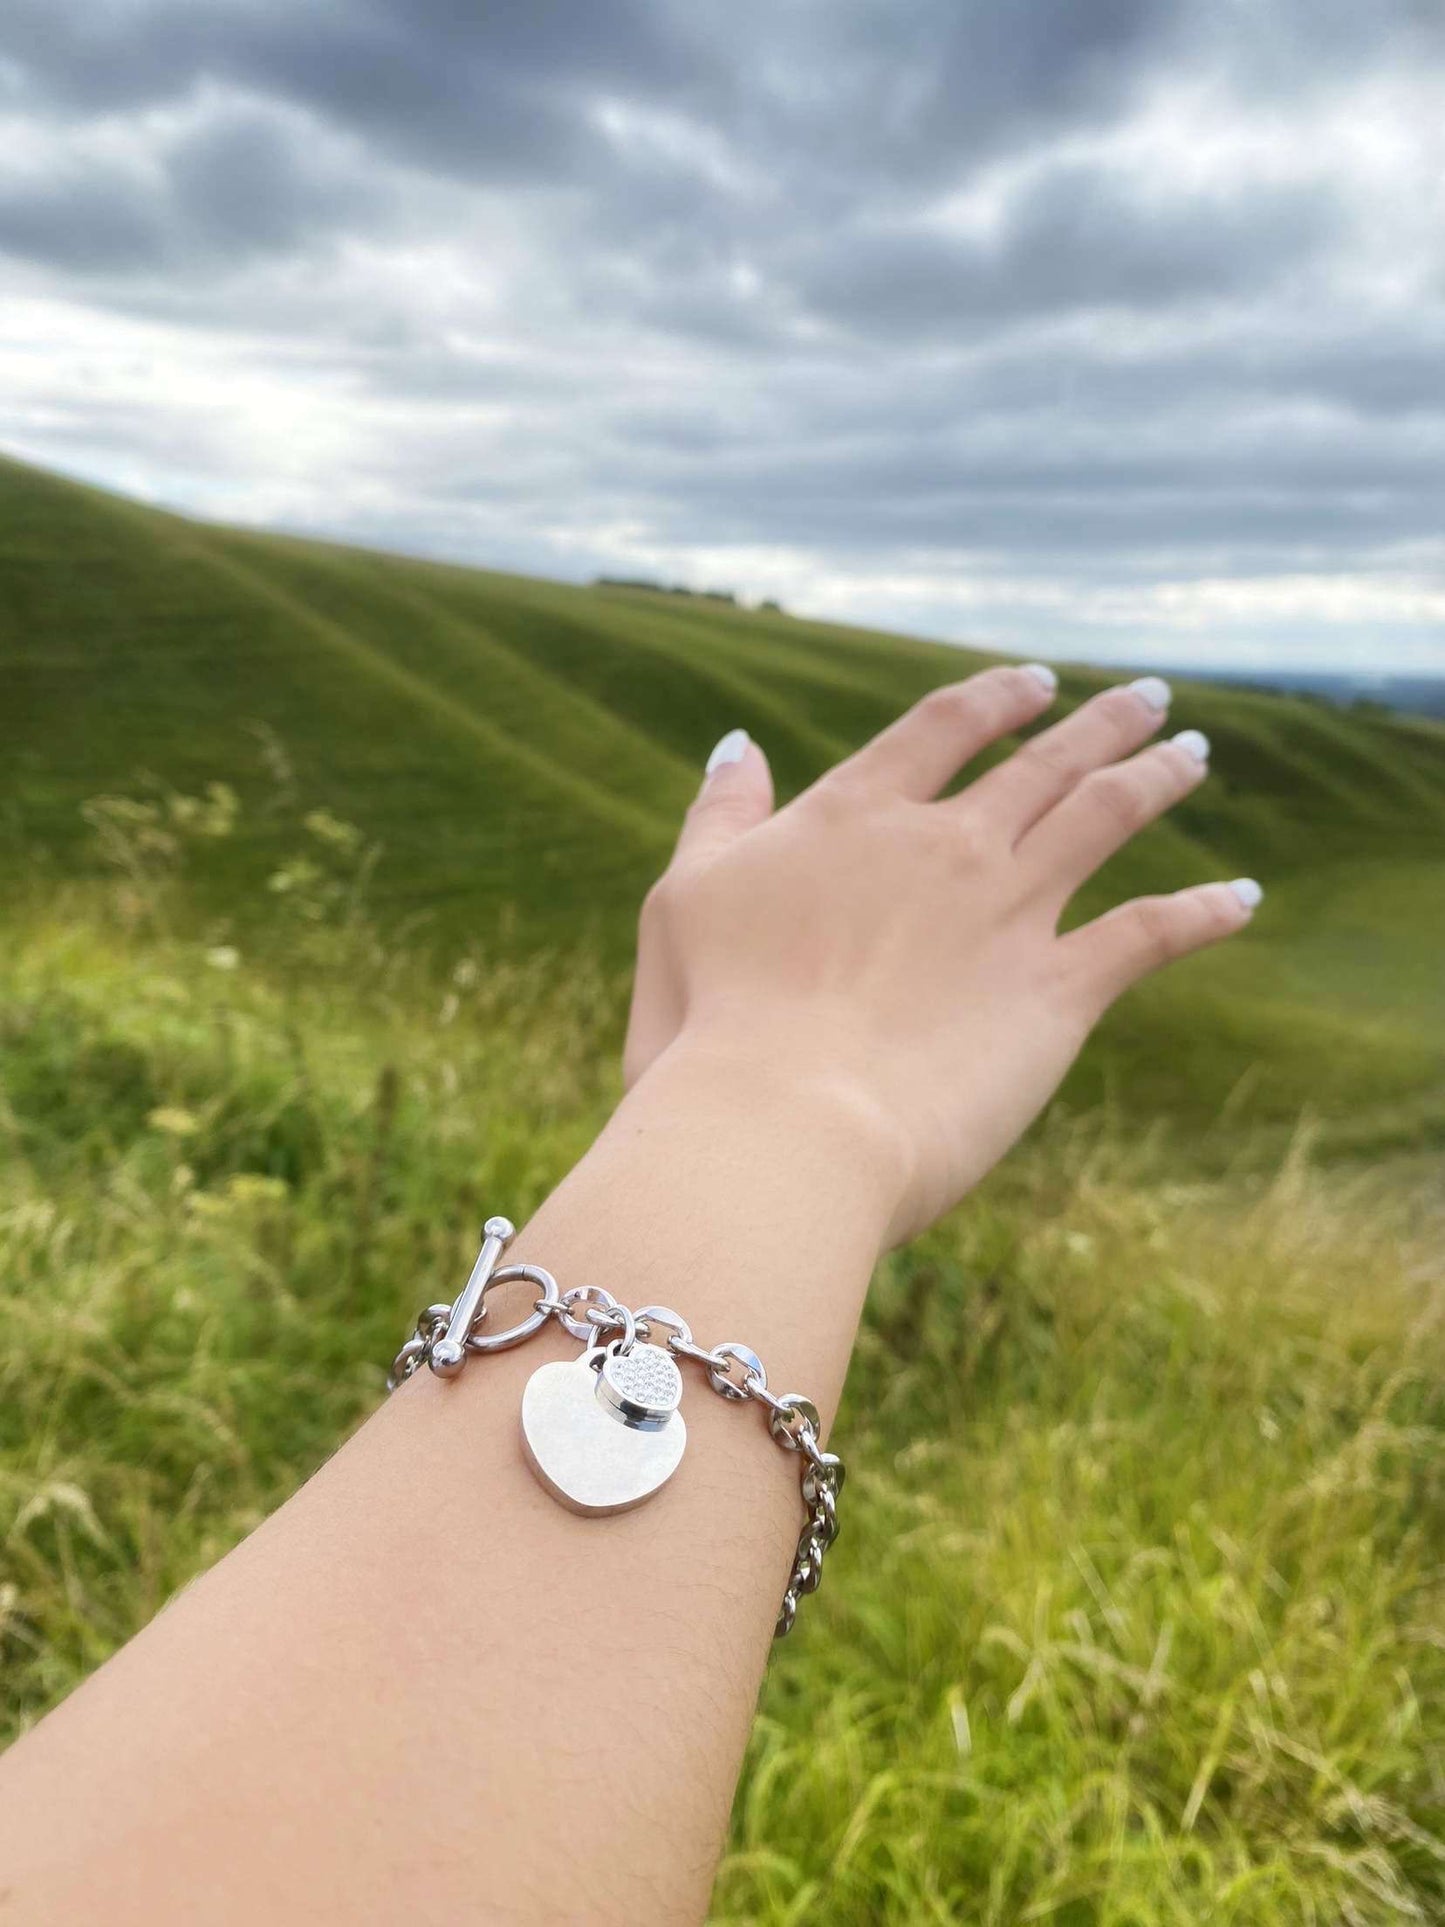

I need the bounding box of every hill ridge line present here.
[252,535,704,803]
[141,511,675,852]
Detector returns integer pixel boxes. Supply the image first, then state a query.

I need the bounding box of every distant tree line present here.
[595,576,786,615]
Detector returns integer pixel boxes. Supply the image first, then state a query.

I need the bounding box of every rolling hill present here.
[3,455,1443,1922]
[4,451,1445,1147]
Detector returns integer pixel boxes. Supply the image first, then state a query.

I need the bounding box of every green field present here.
[7,453,1445,1153]
[2,455,1443,1920]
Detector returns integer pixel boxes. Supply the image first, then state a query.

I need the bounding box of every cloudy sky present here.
[2,1,1443,672]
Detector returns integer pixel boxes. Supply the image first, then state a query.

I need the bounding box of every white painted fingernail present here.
[1172,728,1210,763]
[1129,676,1172,712]
[704,727,750,777]
[1022,662,1058,694]
[1229,877,1264,911]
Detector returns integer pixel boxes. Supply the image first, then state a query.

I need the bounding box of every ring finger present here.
[1021,728,1211,897]
[961,676,1172,841]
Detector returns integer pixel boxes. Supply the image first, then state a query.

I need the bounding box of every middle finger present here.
[957,676,1172,841]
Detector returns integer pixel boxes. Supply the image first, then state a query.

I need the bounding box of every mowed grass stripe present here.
[403,563,863,787]
[158,521,675,849]
[198,528,699,825]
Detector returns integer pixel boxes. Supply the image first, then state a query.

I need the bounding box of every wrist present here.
[627,1020,915,1253]
[508,1011,906,1449]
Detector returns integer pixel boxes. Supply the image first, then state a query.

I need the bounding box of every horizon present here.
[10,442,1445,696]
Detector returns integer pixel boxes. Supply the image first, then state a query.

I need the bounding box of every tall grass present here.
[725,1139,1444,1922]
[1,849,1440,1922]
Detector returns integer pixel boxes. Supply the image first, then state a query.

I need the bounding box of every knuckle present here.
[911,667,1041,747]
[703,787,755,828]
[685,779,727,818]
[1084,767,1150,835]
[935,810,996,871]
[682,777,752,837]
[974,664,1041,719]
[641,872,682,925]
[1085,685,1159,751]
[972,664,1026,704]
[917,681,979,729]
[1200,885,1238,939]
[801,772,859,827]
[1130,894,1181,966]
[1020,732,1086,786]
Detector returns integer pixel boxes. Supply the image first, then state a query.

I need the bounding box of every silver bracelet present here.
[388,1217,844,1637]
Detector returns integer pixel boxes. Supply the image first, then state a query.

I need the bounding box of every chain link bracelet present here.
[388,1217,844,1637]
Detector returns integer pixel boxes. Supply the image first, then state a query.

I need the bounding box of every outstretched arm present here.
[0,668,1257,1924]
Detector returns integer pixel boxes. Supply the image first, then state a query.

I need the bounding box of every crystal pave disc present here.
[520,1348,686,1515]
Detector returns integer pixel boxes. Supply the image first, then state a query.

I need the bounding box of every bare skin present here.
[0,667,1256,1923]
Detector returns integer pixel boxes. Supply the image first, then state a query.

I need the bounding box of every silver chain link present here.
[388,1237,844,1637]
[634,1310,844,1637]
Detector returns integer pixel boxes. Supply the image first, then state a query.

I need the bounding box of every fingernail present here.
[1128,676,1172,713]
[704,728,750,778]
[1172,728,1210,763]
[1022,662,1058,694]
[1229,877,1264,912]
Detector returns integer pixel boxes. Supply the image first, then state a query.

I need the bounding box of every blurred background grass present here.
[2,457,1443,1921]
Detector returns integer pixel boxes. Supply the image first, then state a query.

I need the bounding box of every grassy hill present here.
[2,453,1442,1920]
[4,452,1445,1150]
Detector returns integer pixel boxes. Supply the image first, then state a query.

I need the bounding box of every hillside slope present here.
[3,453,1444,1146]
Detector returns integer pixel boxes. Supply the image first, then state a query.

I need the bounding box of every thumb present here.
[672,728,774,870]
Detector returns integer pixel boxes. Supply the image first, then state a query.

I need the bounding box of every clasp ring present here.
[464,1263,559,1354]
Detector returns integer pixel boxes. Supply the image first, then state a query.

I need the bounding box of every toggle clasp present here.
[428,1216,515,1375]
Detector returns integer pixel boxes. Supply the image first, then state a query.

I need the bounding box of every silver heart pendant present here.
[520,1347,686,1514]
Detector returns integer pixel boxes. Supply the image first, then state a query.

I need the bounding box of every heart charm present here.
[596,1341,683,1430]
[521,1350,687,1514]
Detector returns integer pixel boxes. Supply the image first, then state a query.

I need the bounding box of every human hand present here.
[623,666,1260,1246]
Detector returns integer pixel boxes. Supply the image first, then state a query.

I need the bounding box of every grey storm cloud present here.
[0,101,380,271]
[789,167,1340,335]
[0,0,1442,669]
